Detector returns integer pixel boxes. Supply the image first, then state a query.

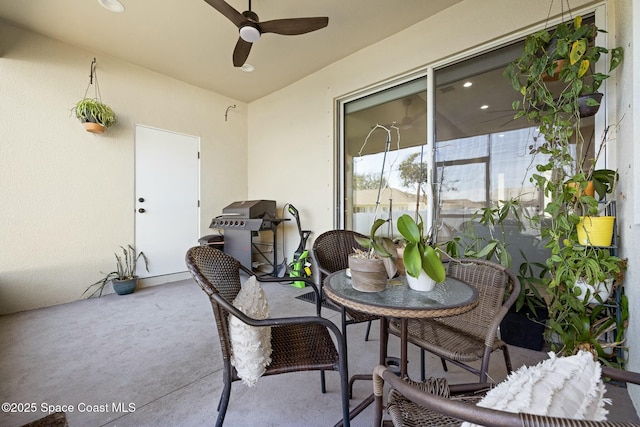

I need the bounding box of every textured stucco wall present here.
[0,22,247,313]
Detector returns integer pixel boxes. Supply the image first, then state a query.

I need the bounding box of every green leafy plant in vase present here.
[349,218,397,292]
[396,214,445,291]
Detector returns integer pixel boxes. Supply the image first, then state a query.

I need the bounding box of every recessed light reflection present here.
[98,0,125,13]
[463,81,472,88]
[480,105,489,110]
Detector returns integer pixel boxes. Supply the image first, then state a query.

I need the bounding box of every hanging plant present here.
[504,15,623,131]
[71,58,116,134]
[503,10,626,363]
[73,98,116,133]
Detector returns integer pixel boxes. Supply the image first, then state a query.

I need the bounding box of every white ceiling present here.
[0,0,463,103]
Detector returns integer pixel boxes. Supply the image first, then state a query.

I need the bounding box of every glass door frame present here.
[335,68,433,230]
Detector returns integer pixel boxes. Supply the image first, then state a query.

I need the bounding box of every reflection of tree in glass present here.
[354,172,388,190]
[398,153,427,190]
[399,153,463,195]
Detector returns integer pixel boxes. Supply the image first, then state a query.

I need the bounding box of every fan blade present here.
[204,0,246,27]
[259,17,328,35]
[233,38,253,67]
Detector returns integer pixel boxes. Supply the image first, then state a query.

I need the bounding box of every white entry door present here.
[135,125,199,277]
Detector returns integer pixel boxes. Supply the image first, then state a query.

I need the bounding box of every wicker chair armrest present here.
[374,365,459,397]
[485,303,513,347]
[210,292,344,342]
[375,364,640,427]
[187,261,215,297]
[376,364,519,426]
[257,274,322,316]
[519,413,640,427]
[485,274,521,348]
[235,263,323,316]
[311,261,332,285]
[308,252,326,287]
[602,366,640,385]
[373,365,386,398]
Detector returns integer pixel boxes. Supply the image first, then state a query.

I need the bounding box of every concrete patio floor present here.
[1,278,638,426]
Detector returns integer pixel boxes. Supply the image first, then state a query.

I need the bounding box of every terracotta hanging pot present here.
[82,122,106,134]
[542,58,565,81]
[566,181,595,201]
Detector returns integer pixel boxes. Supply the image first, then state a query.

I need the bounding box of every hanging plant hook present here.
[545,0,573,28]
[89,57,96,85]
[225,104,236,121]
[83,57,102,101]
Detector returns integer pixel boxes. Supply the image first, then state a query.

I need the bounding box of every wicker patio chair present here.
[186,245,350,427]
[389,258,520,383]
[373,364,640,426]
[312,231,381,374]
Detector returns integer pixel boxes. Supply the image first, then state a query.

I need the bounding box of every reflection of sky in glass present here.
[354,127,550,198]
[351,125,563,242]
[436,127,557,203]
[353,145,425,191]
[438,163,486,202]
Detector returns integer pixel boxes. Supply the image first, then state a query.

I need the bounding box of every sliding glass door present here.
[338,15,601,275]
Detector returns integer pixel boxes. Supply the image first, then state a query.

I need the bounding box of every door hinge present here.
[197,152,200,159]
[198,200,200,208]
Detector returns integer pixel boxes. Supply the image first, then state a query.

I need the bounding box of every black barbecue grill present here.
[209,200,286,273]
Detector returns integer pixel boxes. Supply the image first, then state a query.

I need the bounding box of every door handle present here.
[138,208,146,213]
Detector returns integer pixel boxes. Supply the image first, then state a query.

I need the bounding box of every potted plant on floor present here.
[350,218,397,292]
[442,198,551,350]
[84,245,149,297]
[396,214,445,292]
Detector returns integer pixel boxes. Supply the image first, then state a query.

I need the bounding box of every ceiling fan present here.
[377,97,426,130]
[204,0,329,67]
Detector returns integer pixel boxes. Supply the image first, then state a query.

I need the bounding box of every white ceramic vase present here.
[573,278,614,304]
[406,270,436,292]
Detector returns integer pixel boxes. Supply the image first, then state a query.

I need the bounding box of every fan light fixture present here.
[207,0,328,67]
[239,26,261,43]
[98,0,125,13]
[240,64,255,72]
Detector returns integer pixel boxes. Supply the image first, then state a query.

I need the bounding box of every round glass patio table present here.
[324,270,478,319]
[324,270,479,427]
